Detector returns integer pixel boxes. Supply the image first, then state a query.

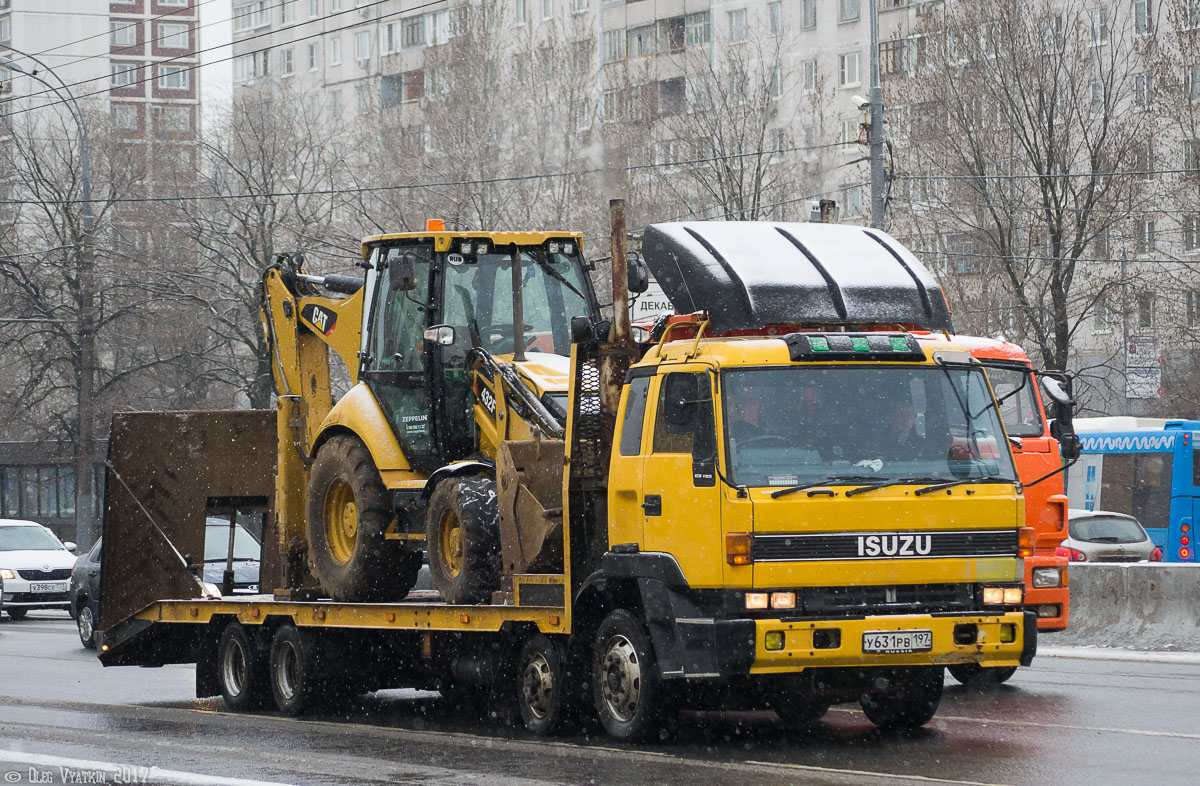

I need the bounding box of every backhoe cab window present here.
[722,366,1017,487]
[442,250,591,356]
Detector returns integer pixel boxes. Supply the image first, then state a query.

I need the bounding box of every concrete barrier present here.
[1053,564,1200,650]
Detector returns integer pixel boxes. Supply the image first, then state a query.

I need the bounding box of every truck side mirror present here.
[627,254,650,295]
[389,252,418,292]
[1041,375,1080,461]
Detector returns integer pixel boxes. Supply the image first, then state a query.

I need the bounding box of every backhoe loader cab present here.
[357,232,598,467]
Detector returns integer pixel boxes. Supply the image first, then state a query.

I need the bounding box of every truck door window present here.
[652,373,715,456]
[619,377,651,456]
[986,367,1045,437]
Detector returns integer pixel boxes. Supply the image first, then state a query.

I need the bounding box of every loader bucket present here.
[495,438,565,577]
[99,411,275,631]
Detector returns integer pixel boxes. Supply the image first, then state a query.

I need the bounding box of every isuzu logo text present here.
[857,533,934,558]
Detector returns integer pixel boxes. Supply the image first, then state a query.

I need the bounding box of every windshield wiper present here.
[843,477,948,497]
[913,476,1016,496]
[534,251,588,303]
[770,475,882,498]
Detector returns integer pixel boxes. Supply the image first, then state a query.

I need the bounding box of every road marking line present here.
[930,714,1200,741]
[0,750,301,786]
[742,760,1015,786]
[1039,647,1200,666]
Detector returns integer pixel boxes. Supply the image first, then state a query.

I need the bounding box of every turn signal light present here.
[1018,527,1036,557]
[764,631,785,651]
[726,532,752,566]
[999,624,1017,643]
[1182,547,1192,560]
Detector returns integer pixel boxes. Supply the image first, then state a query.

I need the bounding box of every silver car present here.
[1062,509,1160,563]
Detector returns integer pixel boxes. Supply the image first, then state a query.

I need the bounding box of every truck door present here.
[640,371,723,588]
[607,375,652,549]
[361,244,437,466]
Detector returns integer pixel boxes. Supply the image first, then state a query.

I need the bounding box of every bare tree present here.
[888,0,1154,382]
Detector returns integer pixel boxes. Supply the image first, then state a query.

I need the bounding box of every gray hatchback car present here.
[1062,509,1160,563]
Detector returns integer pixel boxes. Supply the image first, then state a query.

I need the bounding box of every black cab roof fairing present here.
[640,222,954,334]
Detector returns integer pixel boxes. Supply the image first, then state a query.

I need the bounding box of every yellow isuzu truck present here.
[96,215,1034,742]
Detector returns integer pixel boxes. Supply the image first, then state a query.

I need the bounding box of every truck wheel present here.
[269,624,325,715]
[772,695,830,729]
[947,664,1017,687]
[517,633,578,735]
[592,609,673,743]
[860,667,944,731]
[218,622,269,711]
[6,608,28,620]
[76,602,98,649]
[425,476,500,605]
[306,436,421,602]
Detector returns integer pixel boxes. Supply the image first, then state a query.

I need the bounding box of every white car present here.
[0,519,78,620]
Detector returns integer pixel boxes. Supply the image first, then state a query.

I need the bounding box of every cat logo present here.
[301,304,337,336]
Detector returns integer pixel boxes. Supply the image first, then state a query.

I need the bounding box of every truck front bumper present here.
[745,611,1034,674]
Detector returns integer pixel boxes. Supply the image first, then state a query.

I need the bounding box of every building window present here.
[800,0,816,30]
[840,118,858,148]
[1134,1,1151,35]
[767,2,782,34]
[110,62,138,88]
[1094,300,1109,332]
[403,69,424,101]
[1185,214,1200,252]
[603,29,624,62]
[233,1,271,33]
[158,22,189,50]
[0,16,9,44]
[1185,139,1200,170]
[880,39,905,76]
[307,42,318,70]
[803,124,816,146]
[1137,220,1156,254]
[329,37,342,65]
[402,16,424,47]
[356,83,370,112]
[281,0,295,24]
[1094,229,1109,257]
[355,30,370,62]
[839,51,860,87]
[516,0,526,24]
[112,103,139,130]
[310,0,320,17]
[110,21,137,47]
[1089,7,1108,46]
[1089,80,1104,113]
[280,47,294,76]
[1138,292,1154,329]
[685,11,711,46]
[158,0,187,5]
[233,51,269,82]
[330,89,342,115]
[158,64,189,89]
[1188,290,1200,326]
[803,59,817,91]
[839,0,859,23]
[727,8,746,42]
[768,127,785,152]
[571,0,587,12]
[542,0,552,20]
[843,185,863,217]
[768,67,781,99]
[660,16,685,53]
[1134,73,1152,107]
[627,25,655,58]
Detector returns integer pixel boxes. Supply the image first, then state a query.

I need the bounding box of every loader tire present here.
[306,435,421,602]
[425,475,501,605]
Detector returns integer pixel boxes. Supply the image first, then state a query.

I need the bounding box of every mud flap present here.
[1020,610,1038,666]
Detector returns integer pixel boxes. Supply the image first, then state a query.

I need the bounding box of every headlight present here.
[0,568,14,580]
[1003,586,1024,605]
[1032,567,1062,588]
[982,586,1004,605]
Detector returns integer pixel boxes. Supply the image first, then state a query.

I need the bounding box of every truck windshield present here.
[985,366,1046,438]
[442,250,592,356]
[721,365,1018,488]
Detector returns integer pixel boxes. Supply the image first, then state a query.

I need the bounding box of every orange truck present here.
[918,334,1073,684]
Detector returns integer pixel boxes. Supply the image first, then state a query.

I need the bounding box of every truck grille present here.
[803,583,975,615]
[17,568,72,580]
[751,529,1017,562]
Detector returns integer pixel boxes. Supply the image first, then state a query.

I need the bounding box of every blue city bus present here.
[1066,418,1198,563]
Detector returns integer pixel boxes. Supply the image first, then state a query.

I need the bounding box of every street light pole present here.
[0,49,99,548]
[868,0,886,230]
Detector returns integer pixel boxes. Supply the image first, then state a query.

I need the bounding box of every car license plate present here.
[30,582,67,593]
[862,630,933,654]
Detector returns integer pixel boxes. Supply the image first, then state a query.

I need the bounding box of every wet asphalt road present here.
[1,612,1198,786]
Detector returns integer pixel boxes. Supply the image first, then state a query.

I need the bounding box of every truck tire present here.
[517,633,579,736]
[425,476,500,605]
[268,624,326,715]
[947,663,1017,687]
[306,435,422,602]
[6,608,28,620]
[592,609,674,743]
[218,622,269,711]
[860,667,944,731]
